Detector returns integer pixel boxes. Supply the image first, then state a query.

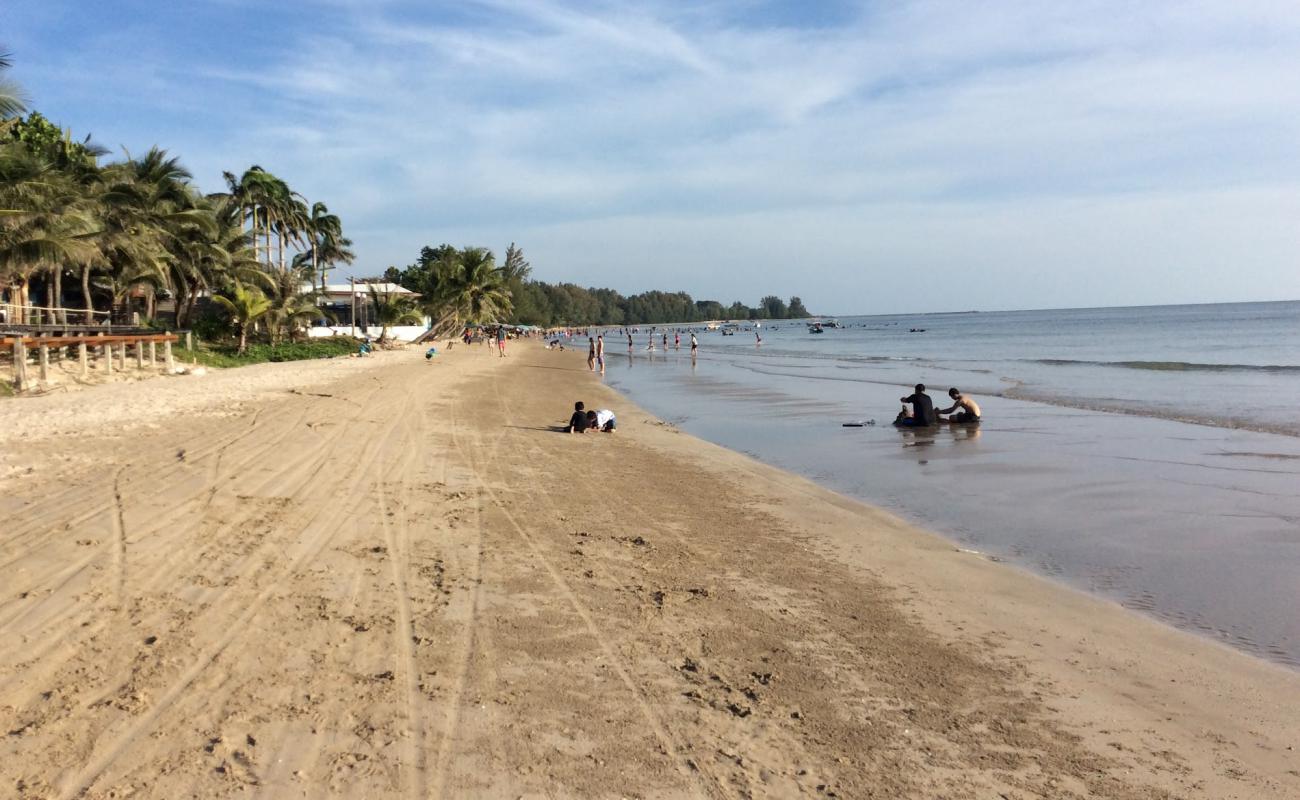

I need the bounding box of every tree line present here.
[0,51,359,353]
[386,244,811,327]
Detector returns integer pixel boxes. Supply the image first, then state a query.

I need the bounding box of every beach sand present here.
[1,341,1296,798]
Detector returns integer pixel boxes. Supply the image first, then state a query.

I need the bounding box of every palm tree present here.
[368,285,423,342]
[212,281,271,354]
[0,50,28,121]
[262,262,328,343]
[296,201,353,290]
[222,166,291,271]
[424,247,513,336]
[0,145,100,323]
[168,194,258,328]
[98,147,214,321]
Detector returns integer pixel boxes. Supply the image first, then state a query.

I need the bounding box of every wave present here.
[1031,359,1300,374]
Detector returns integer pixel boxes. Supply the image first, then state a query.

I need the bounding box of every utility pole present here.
[350,277,356,337]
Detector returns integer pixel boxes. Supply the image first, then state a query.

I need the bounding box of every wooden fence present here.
[3,331,187,392]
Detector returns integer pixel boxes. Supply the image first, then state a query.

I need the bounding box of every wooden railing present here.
[4,331,186,392]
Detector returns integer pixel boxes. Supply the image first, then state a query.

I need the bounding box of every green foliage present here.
[387,241,813,326]
[187,337,360,368]
[7,111,100,167]
[0,49,27,121]
[367,285,423,341]
[191,308,230,342]
[761,295,788,319]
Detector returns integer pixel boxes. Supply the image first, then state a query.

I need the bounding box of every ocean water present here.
[598,301,1300,668]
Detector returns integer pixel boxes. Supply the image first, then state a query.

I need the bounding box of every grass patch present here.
[184,337,363,368]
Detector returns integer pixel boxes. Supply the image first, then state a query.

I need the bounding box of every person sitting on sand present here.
[938,388,981,423]
[565,401,589,433]
[898,384,935,426]
[586,408,617,432]
[894,404,913,425]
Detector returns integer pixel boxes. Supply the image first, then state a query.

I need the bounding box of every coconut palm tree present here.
[260,262,329,343]
[296,201,353,290]
[0,50,27,121]
[212,281,271,354]
[168,194,259,328]
[424,246,513,336]
[368,285,423,342]
[98,147,215,320]
[0,145,99,323]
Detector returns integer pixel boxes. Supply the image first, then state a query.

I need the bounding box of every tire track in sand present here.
[53,386,397,800]
[426,380,511,798]
[375,389,428,799]
[445,371,720,799]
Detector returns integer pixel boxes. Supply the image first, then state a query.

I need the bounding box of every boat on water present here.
[808,323,824,334]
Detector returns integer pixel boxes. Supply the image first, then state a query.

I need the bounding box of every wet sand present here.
[1,342,1297,798]
[604,349,1300,667]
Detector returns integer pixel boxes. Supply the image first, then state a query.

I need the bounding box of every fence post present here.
[149,341,157,367]
[164,333,175,372]
[135,340,145,369]
[101,333,112,376]
[185,331,193,351]
[38,337,49,382]
[118,341,127,371]
[79,341,88,378]
[12,339,27,391]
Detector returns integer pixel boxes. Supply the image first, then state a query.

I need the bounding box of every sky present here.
[3,0,1300,314]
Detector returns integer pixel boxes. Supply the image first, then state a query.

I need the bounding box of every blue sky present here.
[4,0,1299,313]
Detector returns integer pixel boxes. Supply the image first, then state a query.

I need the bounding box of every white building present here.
[306,282,432,342]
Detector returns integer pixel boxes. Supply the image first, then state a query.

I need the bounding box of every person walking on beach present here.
[938,388,981,423]
[496,326,507,357]
[663,333,668,350]
[596,334,605,374]
[674,332,680,350]
[898,384,936,426]
[587,337,596,371]
[690,332,698,354]
[627,333,633,351]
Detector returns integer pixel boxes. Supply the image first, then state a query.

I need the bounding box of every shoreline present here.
[1,341,1296,797]
[601,342,1300,669]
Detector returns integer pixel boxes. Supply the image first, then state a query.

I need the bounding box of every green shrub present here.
[186,337,362,368]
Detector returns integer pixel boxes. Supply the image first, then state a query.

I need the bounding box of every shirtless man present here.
[938,387,981,423]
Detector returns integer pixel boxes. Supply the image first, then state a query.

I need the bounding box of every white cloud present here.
[12,0,1300,311]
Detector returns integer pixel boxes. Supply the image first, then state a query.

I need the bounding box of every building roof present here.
[316,282,420,297]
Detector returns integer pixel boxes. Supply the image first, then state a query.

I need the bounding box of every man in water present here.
[898,384,936,426]
[938,387,981,423]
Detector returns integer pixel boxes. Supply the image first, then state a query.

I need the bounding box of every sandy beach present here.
[1,341,1297,799]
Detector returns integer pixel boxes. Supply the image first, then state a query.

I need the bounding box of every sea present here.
[597,301,1300,669]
